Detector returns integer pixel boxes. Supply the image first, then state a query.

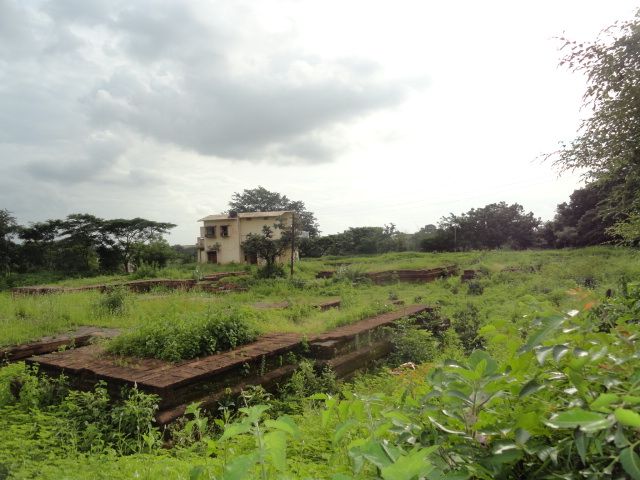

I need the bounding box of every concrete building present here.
[196,211,297,264]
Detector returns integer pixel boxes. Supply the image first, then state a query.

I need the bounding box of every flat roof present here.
[198,211,295,222]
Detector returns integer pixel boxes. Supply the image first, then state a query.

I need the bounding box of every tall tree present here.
[543,10,640,244]
[60,214,105,271]
[549,183,617,248]
[227,186,320,237]
[18,219,64,270]
[0,209,18,275]
[425,202,540,252]
[102,218,177,272]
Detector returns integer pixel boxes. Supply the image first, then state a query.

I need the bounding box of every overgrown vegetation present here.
[106,307,260,362]
[0,248,639,478]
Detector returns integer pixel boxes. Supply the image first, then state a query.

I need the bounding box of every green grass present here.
[1,247,640,478]
[1,247,637,352]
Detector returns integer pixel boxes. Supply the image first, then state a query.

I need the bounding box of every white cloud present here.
[0,0,637,243]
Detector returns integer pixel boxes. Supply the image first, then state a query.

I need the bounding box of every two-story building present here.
[196,210,297,264]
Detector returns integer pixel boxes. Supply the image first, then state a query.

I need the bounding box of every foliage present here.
[424,202,541,252]
[106,307,260,362]
[0,249,640,478]
[228,185,320,237]
[14,213,177,275]
[544,10,640,245]
[540,182,618,248]
[96,286,131,316]
[0,209,19,276]
[243,225,292,278]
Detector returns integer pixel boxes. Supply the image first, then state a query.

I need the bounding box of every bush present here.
[106,307,260,362]
[96,286,130,316]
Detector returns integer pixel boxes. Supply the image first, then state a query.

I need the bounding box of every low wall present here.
[24,304,439,425]
[315,264,459,284]
[11,273,251,296]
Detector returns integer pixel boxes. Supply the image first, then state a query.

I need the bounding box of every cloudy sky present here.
[1,0,638,244]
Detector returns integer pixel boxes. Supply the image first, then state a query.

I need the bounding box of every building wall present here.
[197,212,295,264]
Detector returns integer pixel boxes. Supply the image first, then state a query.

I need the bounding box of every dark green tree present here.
[549,183,617,247]
[242,225,291,278]
[60,214,105,272]
[425,202,540,252]
[102,218,177,272]
[227,186,320,237]
[0,209,19,276]
[544,10,640,244]
[18,219,64,270]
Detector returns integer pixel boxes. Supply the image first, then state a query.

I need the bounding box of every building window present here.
[205,226,216,237]
[220,225,229,237]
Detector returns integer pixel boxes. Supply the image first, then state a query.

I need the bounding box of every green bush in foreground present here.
[106,307,260,362]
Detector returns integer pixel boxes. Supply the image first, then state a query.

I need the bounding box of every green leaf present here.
[189,465,207,480]
[552,344,570,364]
[536,346,553,365]
[519,379,545,399]
[222,451,260,480]
[544,409,614,432]
[264,430,288,472]
[353,441,394,469]
[239,404,271,424]
[444,389,473,405]
[574,427,587,465]
[589,393,619,411]
[468,350,498,376]
[478,325,496,335]
[219,421,252,443]
[615,408,640,428]
[333,418,358,445]
[264,415,301,439]
[620,447,640,480]
[519,315,565,354]
[490,333,508,344]
[442,359,466,369]
[514,427,531,445]
[380,447,436,480]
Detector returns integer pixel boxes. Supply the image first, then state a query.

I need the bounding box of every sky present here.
[1,0,638,245]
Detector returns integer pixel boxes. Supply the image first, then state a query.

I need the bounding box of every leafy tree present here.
[102,218,177,272]
[546,183,617,248]
[242,225,291,278]
[544,11,640,244]
[227,186,320,237]
[0,209,19,275]
[423,202,540,252]
[59,214,105,272]
[18,219,64,270]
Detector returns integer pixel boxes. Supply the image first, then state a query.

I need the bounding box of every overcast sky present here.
[1,0,638,244]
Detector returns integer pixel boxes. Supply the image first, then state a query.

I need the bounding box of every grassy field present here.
[1,247,640,478]
[1,247,637,351]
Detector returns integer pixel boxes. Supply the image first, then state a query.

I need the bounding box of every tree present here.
[424,202,540,252]
[18,219,64,270]
[59,214,105,272]
[544,11,640,244]
[102,218,177,272]
[548,183,617,248]
[0,209,19,275]
[227,186,320,237]
[242,225,290,278]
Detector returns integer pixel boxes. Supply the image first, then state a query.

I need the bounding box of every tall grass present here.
[1,247,637,353]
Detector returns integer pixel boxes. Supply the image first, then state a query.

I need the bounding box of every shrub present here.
[96,286,130,316]
[106,307,260,362]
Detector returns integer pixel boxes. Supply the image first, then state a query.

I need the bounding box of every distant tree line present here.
[0,211,184,277]
[298,193,620,257]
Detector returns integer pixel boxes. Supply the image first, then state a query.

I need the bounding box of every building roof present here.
[198,211,295,222]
